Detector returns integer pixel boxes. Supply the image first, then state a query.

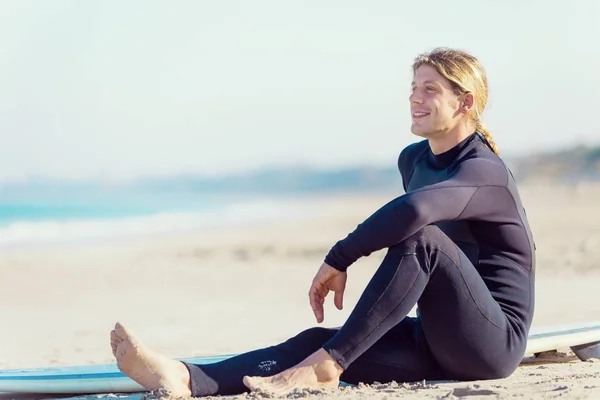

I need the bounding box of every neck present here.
[428,124,474,155]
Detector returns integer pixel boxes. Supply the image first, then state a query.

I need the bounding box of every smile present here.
[412,112,430,119]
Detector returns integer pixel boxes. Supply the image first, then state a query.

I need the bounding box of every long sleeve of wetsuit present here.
[324,157,509,271]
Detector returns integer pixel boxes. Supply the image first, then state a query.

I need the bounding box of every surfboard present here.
[526,321,600,356]
[1,322,599,395]
[0,355,234,395]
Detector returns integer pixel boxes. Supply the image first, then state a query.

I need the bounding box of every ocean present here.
[0,185,298,247]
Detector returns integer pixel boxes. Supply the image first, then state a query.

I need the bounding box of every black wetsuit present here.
[184,132,536,396]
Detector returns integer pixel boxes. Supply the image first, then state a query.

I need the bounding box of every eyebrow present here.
[411,80,441,86]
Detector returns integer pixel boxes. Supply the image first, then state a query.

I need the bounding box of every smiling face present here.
[409,65,470,139]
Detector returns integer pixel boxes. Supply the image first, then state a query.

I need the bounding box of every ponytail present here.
[475,122,499,156]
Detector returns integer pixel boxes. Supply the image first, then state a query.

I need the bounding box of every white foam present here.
[0,199,301,247]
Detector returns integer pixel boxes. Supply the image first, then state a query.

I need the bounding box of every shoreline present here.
[0,190,401,251]
[2,181,599,252]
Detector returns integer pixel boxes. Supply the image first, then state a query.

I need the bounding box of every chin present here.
[410,125,432,139]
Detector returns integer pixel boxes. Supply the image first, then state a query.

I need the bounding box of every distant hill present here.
[133,144,600,192]
[507,145,600,183]
[2,145,599,198]
[134,166,402,195]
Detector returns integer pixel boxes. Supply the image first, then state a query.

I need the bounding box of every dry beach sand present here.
[1,184,599,399]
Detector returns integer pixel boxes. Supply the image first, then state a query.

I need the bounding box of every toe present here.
[110,329,123,343]
[243,376,262,391]
[242,375,253,389]
[114,322,134,340]
[110,330,122,356]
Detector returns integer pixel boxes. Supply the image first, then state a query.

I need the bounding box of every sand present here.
[0,183,599,399]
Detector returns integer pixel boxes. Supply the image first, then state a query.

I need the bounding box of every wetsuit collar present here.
[427,133,478,170]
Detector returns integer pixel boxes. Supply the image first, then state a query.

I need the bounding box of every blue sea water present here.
[0,193,216,224]
[0,187,296,246]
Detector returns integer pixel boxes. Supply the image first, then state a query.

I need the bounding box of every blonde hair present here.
[412,47,499,156]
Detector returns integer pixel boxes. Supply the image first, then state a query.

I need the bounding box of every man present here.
[110,47,535,397]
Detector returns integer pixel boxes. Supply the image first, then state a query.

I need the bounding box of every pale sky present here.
[0,0,598,181]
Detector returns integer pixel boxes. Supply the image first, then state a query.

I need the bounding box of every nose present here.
[409,89,423,105]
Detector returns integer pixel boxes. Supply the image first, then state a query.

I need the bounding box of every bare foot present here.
[110,322,192,397]
[243,348,343,395]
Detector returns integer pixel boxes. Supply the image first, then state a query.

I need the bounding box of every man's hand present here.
[309,262,348,323]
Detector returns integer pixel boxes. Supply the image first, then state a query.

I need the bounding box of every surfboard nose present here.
[571,341,600,361]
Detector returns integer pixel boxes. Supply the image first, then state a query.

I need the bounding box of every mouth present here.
[412,111,430,119]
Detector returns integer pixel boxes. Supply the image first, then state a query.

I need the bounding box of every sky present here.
[0,0,599,181]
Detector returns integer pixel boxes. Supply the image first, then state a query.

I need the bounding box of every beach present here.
[1,183,599,399]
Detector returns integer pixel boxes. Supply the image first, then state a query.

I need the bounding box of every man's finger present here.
[314,281,329,298]
[309,285,325,323]
[312,296,324,323]
[334,288,344,310]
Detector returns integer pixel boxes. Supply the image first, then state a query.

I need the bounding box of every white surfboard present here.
[1,322,599,395]
[0,355,234,395]
[525,321,600,355]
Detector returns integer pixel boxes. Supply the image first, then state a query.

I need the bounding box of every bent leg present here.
[322,225,531,381]
[416,228,534,379]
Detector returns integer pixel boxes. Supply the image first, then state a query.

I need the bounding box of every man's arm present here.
[324,159,504,271]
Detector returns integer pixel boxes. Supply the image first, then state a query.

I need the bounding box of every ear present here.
[461,92,475,114]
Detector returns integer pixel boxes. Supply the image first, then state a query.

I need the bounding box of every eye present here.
[426,86,436,92]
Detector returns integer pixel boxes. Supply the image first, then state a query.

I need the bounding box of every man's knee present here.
[389,225,449,255]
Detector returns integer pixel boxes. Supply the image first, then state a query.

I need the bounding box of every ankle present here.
[177,362,193,393]
[313,349,343,380]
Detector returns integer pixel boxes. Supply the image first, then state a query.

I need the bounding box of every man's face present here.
[409,65,465,139]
